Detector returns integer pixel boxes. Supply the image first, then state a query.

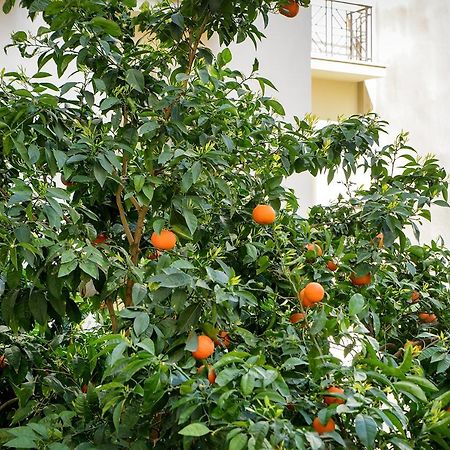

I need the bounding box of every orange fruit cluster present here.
[298,282,325,308]
[306,243,323,257]
[197,365,216,384]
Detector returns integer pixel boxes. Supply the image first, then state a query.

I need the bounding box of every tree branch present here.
[130,195,141,212]
[124,204,150,307]
[116,182,134,246]
[0,397,18,413]
[106,298,118,333]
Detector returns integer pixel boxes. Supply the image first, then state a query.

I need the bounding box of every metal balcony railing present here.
[312,0,373,62]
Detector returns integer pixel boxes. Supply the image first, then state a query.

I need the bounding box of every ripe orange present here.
[252,204,276,225]
[150,229,177,250]
[279,0,300,18]
[0,355,7,369]
[290,312,305,324]
[197,365,216,384]
[447,407,450,412]
[324,386,345,405]
[216,331,231,348]
[313,417,335,434]
[303,282,325,303]
[372,232,384,249]
[192,335,215,360]
[92,233,107,245]
[207,368,216,384]
[147,250,162,260]
[411,290,420,302]
[298,289,315,308]
[418,313,437,323]
[306,243,323,257]
[61,176,75,187]
[350,273,372,286]
[327,260,338,271]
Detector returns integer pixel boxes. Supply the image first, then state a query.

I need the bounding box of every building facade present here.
[1,1,449,242]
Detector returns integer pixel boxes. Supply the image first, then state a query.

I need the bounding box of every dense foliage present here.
[0,0,449,449]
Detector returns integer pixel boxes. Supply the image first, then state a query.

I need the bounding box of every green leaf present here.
[402,376,437,392]
[171,12,184,29]
[349,293,365,315]
[309,308,327,335]
[355,414,378,449]
[216,368,241,387]
[58,260,78,277]
[389,437,414,450]
[90,17,122,37]
[100,97,121,111]
[222,134,235,151]
[2,0,16,14]
[134,313,150,336]
[126,69,145,93]
[29,292,48,325]
[393,381,427,403]
[94,163,108,187]
[179,423,211,437]
[4,436,37,448]
[79,260,99,279]
[150,272,192,288]
[177,304,202,332]
[138,121,159,135]
[183,208,198,235]
[265,99,285,116]
[113,401,123,433]
[229,433,248,450]
[132,283,147,305]
[240,373,255,396]
[221,48,232,64]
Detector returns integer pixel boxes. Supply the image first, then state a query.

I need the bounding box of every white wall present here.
[229,9,313,215]
[0,6,41,72]
[367,0,450,244]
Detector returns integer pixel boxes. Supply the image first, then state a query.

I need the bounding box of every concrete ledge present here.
[311,56,387,81]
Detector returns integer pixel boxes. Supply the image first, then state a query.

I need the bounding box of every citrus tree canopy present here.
[0,1,449,449]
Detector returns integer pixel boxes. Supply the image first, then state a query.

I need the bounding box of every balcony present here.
[311,0,385,82]
[312,0,373,62]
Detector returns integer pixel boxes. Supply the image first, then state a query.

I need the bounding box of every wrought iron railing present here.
[312,0,373,62]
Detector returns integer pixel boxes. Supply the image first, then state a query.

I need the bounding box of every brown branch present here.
[123,205,150,307]
[132,205,149,263]
[116,106,134,245]
[0,397,18,413]
[130,196,141,212]
[116,183,134,246]
[185,13,210,80]
[106,299,118,333]
[124,204,150,307]
[164,13,210,121]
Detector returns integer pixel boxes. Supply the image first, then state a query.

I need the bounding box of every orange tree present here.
[0,1,449,449]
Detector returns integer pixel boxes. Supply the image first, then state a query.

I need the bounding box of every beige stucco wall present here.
[312,78,360,120]
[365,0,450,244]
